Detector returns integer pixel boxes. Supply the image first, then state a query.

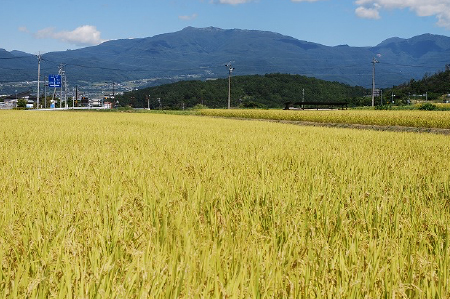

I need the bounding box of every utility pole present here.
[60,69,62,108]
[58,63,67,109]
[380,89,383,106]
[37,53,41,109]
[371,57,379,107]
[302,88,305,109]
[64,68,67,109]
[57,64,68,109]
[225,62,234,109]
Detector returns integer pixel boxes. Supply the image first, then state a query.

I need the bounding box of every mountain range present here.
[1,27,450,90]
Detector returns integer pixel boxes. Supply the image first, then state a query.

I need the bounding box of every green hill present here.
[116,73,369,109]
[383,67,450,103]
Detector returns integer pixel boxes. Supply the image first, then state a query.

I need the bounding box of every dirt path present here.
[276,120,450,135]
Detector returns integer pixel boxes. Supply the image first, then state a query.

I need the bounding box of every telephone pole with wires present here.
[37,53,41,109]
[225,62,234,109]
[371,57,379,107]
[55,64,67,109]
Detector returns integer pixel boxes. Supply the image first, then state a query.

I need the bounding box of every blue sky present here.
[1,0,450,54]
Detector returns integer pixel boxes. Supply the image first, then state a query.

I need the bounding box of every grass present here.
[0,110,449,297]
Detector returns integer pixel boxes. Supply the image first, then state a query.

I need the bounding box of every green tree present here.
[17,99,27,108]
[115,73,370,109]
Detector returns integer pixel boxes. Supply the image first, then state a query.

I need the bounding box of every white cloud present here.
[355,5,381,19]
[35,25,106,46]
[354,0,450,29]
[179,13,198,21]
[437,10,450,28]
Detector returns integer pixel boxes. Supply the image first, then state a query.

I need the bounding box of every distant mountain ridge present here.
[1,27,450,89]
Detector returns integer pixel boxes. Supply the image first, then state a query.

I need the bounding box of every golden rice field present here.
[198,109,450,129]
[435,103,450,110]
[0,110,449,298]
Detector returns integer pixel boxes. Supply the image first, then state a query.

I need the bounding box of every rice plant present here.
[0,110,449,298]
[198,109,450,129]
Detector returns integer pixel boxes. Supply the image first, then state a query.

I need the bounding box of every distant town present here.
[0,77,169,109]
[0,71,210,109]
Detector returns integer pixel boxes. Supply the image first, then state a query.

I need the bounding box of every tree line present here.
[385,67,450,103]
[115,69,450,109]
[115,73,370,109]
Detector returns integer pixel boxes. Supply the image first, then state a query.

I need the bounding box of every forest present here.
[115,73,369,109]
[387,67,450,103]
[115,69,450,109]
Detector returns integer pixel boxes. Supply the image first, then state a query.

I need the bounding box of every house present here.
[1,98,18,109]
[0,91,34,109]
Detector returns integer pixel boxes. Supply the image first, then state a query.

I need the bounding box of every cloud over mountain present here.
[35,25,106,46]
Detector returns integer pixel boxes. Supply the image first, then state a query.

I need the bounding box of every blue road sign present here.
[49,75,62,88]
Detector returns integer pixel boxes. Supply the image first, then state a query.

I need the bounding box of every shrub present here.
[418,103,437,111]
[17,99,27,108]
